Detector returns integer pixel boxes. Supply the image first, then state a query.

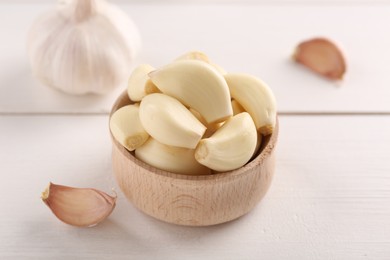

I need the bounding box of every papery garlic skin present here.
[41,183,116,227]
[28,0,141,95]
[293,37,346,80]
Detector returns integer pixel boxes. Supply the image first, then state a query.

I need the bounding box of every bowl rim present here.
[110,91,279,181]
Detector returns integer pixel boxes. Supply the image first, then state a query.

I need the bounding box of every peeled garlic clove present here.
[293,37,346,80]
[135,138,210,175]
[195,112,257,172]
[230,100,262,158]
[149,60,233,124]
[27,0,141,95]
[225,73,277,135]
[139,93,206,149]
[127,64,159,102]
[110,105,149,151]
[41,183,116,227]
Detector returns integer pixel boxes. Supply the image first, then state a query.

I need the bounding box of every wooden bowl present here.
[110,91,278,226]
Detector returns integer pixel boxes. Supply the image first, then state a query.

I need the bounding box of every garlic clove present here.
[139,93,206,149]
[230,99,262,158]
[149,60,233,124]
[110,105,149,151]
[135,138,211,175]
[41,183,116,227]
[224,73,277,135]
[28,0,141,95]
[195,112,257,172]
[293,37,346,80]
[127,64,159,102]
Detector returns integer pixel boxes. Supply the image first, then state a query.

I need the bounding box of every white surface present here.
[1,115,389,259]
[2,3,390,114]
[1,1,390,260]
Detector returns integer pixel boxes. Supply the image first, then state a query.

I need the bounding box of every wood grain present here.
[110,92,278,226]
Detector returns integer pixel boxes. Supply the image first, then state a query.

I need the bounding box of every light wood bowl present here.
[110,91,278,226]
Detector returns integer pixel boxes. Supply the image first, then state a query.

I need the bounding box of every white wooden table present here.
[1,1,390,259]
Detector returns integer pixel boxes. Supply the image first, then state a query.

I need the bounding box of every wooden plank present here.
[0,115,389,258]
[1,3,390,114]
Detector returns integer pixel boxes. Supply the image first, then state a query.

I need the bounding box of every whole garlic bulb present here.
[27,0,141,95]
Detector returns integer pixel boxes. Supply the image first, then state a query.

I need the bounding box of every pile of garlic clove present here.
[110,51,277,174]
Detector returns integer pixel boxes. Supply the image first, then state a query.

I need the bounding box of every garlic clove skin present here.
[28,0,141,95]
[135,138,211,175]
[41,183,116,227]
[293,37,346,80]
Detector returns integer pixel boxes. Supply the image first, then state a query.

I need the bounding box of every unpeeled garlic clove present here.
[293,37,346,80]
[41,183,116,227]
